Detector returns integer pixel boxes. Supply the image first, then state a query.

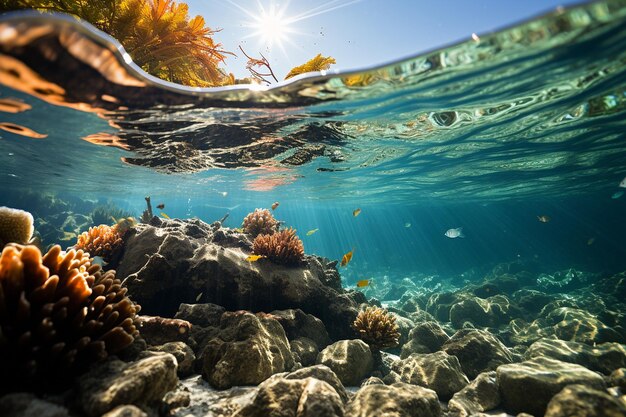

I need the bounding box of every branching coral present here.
[252,228,304,266]
[242,208,279,237]
[0,244,140,392]
[353,306,400,351]
[74,223,126,261]
[0,206,34,247]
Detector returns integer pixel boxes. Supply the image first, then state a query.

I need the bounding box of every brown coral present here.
[0,206,34,247]
[242,208,279,237]
[0,244,140,392]
[74,223,125,261]
[353,307,400,351]
[252,228,304,266]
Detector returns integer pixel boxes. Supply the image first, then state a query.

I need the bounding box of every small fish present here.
[587,237,596,246]
[246,254,265,262]
[356,279,371,288]
[445,227,464,238]
[404,222,411,228]
[221,191,228,197]
[195,292,203,302]
[620,177,626,188]
[160,212,171,219]
[353,208,361,217]
[341,249,354,267]
[537,215,551,223]
[306,228,319,236]
[271,202,280,210]
[612,191,624,199]
[156,203,165,210]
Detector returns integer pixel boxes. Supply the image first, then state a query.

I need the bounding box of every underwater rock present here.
[360,376,384,387]
[544,384,626,417]
[149,342,196,377]
[270,309,332,348]
[525,337,626,375]
[135,316,192,346]
[512,289,556,315]
[609,368,626,391]
[0,393,70,417]
[201,311,294,389]
[345,383,442,417]
[77,352,178,417]
[174,303,225,328]
[442,329,514,380]
[496,357,606,416]
[290,337,320,367]
[102,405,148,417]
[234,377,344,417]
[316,340,374,386]
[425,291,470,322]
[537,268,594,293]
[449,295,518,328]
[473,274,521,298]
[447,371,500,417]
[264,365,349,404]
[116,220,358,340]
[400,321,450,359]
[391,351,469,400]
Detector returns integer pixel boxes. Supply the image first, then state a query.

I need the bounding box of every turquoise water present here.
[1,0,626,284]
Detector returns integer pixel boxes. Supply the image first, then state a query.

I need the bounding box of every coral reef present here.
[353,306,400,350]
[90,205,134,227]
[252,228,305,266]
[242,208,279,237]
[74,224,125,261]
[0,206,34,247]
[0,244,139,392]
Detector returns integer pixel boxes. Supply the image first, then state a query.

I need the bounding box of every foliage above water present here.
[3,0,234,86]
[285,54,336,80]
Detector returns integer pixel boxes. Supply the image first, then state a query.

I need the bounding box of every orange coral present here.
[75,223,124,261]
[242,208,279,237]
[353,306,400,350]
[0,244,140,392]
[252,228,304,266]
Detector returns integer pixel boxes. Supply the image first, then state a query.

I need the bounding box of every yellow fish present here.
[246,254,265,262]
[340,249,354,267]
[353,208,361,217]
[587,237,596,246]
[306,228,319,236]
[271,202,280,210]
[195,292,203,302]
[356,279,371,288]
[161,212,171,219]
[537,215,550,223]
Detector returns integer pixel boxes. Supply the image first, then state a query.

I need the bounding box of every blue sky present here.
[185,0,584,80]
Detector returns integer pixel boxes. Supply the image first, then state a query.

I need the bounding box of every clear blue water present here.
[1,1,626,286]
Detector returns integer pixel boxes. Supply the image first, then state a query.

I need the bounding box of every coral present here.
[0,206,34,247]
[242,208,279,237]
[252,228,305,266]
[0,244,140,392]
[74,224,125,262]
[285,54,336,79]
[353,306,401,350]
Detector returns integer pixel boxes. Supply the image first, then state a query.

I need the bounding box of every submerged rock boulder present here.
[77,352,178,417]
[525,337,626,374]
[116,219,359,340]
[442,329,514,379]
[201,311,294,389]
[447,371,500,417]
[234,377,344,417]
[316,340,374,386]
[544,384,626,417]
[391,351,469,400]
[400,321,449,358]
[345,383,442,417]
[496,357,606,416]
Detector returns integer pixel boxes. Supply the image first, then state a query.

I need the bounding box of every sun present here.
[252,5,292,47]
